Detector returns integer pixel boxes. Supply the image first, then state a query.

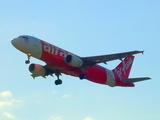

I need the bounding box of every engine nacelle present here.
[29,64,46,78]
[65,55,83,68]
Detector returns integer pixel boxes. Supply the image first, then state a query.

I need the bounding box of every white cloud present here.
[52,91,57,94]
[0,91,22,108]
[2,112,15,119]
[0,91,13,98]
[48,116,62,120]
[0,99,22,108]
[0,101,12,107]
[0,91,21,119]
[83,117,95,120]
[62,94,71,98]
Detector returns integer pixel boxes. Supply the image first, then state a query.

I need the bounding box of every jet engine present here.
[29,64,46,78]
[65,55,83,68]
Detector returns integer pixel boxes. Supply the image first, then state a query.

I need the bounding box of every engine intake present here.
[65,55,83,68]
[29,64,46,78]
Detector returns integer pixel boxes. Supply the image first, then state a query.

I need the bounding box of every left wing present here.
[81,50,144,66]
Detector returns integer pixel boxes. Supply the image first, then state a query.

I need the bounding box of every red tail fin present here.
[112,55,134,79]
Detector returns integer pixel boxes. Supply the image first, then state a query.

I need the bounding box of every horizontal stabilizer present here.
[122,77,151,83]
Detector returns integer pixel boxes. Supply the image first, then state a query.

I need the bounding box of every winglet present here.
[141,51,144,54]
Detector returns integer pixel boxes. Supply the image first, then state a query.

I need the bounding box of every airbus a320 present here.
[11,35,150,87]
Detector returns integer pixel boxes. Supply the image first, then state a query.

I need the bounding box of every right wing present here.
[81,50,144,66]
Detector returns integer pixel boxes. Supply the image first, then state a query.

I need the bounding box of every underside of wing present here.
[81,50,144,66]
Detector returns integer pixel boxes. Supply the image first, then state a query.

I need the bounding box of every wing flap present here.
[122,77,151,83]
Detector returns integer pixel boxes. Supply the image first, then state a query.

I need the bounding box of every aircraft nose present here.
[11,38,20,48]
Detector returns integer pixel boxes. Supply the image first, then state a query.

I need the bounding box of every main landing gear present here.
[25,53,31,64]
[54,71,62,85]
[79,74,86,80]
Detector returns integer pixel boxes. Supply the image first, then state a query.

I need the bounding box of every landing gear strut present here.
[54,71,62,85]
[25,53,31,64]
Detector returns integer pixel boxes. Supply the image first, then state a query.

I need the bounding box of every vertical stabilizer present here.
[112,55,134,79]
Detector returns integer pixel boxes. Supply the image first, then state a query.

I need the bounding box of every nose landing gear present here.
[25,53,31,64]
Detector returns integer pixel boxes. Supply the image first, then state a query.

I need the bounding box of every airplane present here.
[11,35,150,87]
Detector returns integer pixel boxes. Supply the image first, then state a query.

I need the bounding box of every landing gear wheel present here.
[25,53,31,64]
[54,71,63,85]
[55,79,62,85]
[79,74,86,80]
[25,60,30,64]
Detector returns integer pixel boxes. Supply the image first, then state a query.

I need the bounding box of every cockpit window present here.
[22,36,29,40]
[18,36,28,39]
[18,36,29,43]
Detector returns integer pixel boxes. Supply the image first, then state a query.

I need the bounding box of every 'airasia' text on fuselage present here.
[42,41,70,58]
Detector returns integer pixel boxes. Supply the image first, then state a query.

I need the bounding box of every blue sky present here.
[0,0,160,120]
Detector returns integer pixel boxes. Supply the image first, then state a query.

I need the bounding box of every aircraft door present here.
[29,37,42,59]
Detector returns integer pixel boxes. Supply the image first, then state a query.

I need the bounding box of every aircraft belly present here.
[84,65,107,84]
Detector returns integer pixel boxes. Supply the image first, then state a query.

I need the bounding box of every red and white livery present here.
[11,35,150,87]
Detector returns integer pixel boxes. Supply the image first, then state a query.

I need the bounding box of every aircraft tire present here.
[58,79,62,85]
[25,60,30,64]
[55,79,62,85]
[79,74,86,80]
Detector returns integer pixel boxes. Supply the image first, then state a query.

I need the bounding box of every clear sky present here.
[0,0,160,120]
